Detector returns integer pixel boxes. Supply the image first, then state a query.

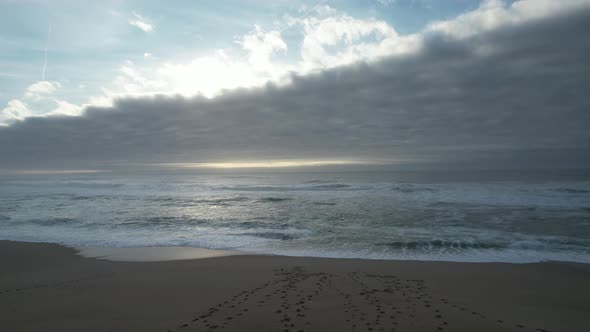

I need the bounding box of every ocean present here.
[1,169,589,263]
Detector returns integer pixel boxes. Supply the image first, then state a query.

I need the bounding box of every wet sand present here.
[0,240,588,332]
[76,245,243,262]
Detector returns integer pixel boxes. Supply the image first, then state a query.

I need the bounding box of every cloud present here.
[0,100,31,125]
[237,25,287,70]
[426,0,590,39]
[128,12,153,32]
[98,27,291,100]
[0,81,83,125]
[48,99,82,117]
[296,8,402,70]
[77,5,411,104]
[4,0,590,128]
[1,2,589,170]
[24,80,61,99]
[96,0,590,105]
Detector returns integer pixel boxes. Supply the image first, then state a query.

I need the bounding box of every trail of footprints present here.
[168,267,553,332]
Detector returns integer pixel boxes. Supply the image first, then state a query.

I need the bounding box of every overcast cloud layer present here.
[1,1,589,170]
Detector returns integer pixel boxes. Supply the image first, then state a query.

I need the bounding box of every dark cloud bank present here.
[1,8,590,170]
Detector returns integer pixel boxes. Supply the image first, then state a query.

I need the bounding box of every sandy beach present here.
[0,240,588,332]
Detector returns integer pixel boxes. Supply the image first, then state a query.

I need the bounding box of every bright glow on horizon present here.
[156,160,380,169]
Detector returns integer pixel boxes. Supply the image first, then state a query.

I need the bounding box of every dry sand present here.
[0,240,588,332]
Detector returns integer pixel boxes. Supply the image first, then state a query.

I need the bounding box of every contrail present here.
[42,23,52,81]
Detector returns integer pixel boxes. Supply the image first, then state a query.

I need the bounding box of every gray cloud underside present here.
[1,9,590,170]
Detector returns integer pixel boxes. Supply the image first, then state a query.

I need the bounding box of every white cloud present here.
[48,99,83,117]
[24,81,61,99]
[295,8,408,70]
[110,63,165,95]
[129,20,153,32]
[0,96,83,125]
[0,99,31,124]
[0,97,83,125]
[0,79,83,125]
[127,50,289,99]
[237,25,287,71]
[129,12,153,32]
[96,28,291,100]
[156,53,267,97]
[427,0,590,39]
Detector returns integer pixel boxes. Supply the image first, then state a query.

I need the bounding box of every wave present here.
[26,217,80,226]
[197,197,250,203]
[391,185,435,193]
[70,195,114,201]
[61,181,124,189]
[0,202,20,213]
[240,232,297,240]
[256,197,292,203]
[378,240,504,250]
[218,183,360,192]
[377,237,590,253]
[531,237,590,250]
[120,216,298,231]
[151,196,250,206]
[312,184,352,189]
[552,188,590,194]
[123,216,213,227]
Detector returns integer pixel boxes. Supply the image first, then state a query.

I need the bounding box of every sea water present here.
[1,169,589,263]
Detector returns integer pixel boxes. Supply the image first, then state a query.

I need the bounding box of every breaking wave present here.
[256,197,292,203]
[240,232,298,240]
[552,188,590,194]
[218,183,360,191]
[378,240,504,250]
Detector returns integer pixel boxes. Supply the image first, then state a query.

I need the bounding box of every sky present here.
[0,0,589,171]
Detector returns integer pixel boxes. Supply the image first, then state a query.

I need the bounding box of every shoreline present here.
[4,239,589,264]
[75,245,246,262]
[74,243,590,265]
[1,240,589,331]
